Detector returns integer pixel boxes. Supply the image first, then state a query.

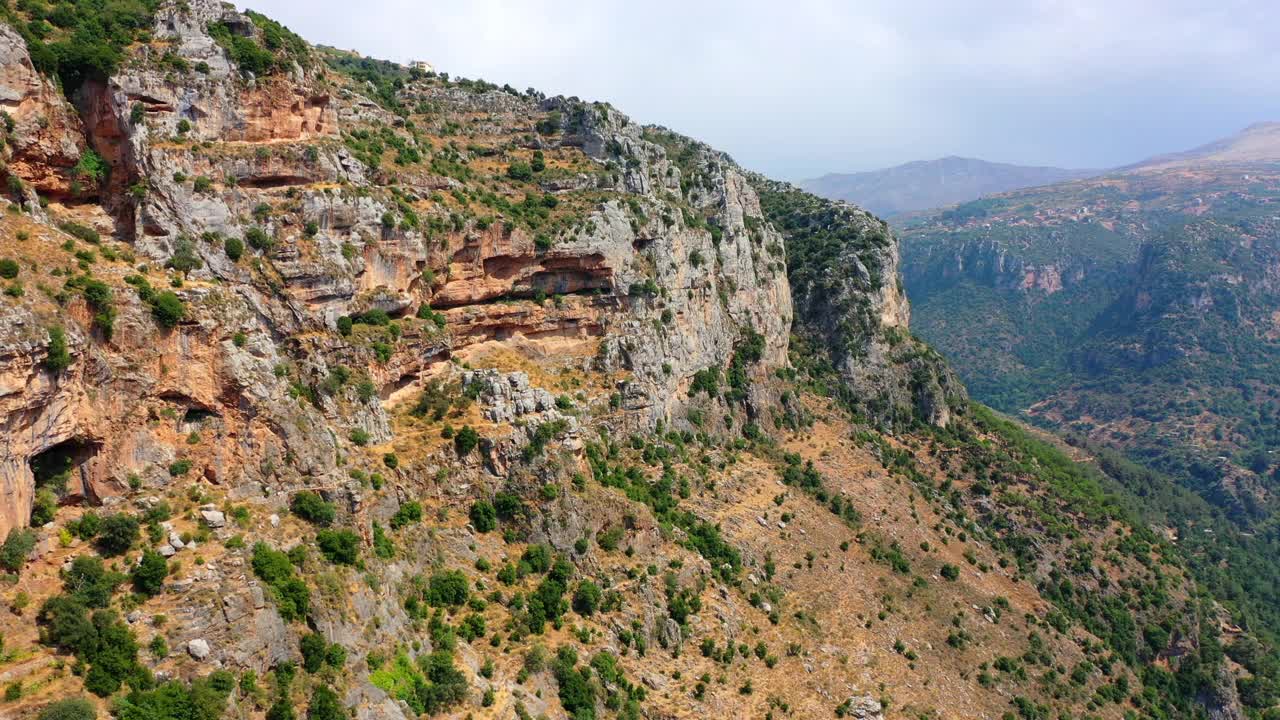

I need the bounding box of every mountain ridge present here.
[1120,120,1280,171]
[0,3,1270,720]
[801,156,1098,217]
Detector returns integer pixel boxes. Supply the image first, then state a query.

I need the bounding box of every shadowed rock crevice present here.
[29,436,102,506]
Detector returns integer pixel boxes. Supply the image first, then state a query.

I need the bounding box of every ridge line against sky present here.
[244,0,1280,180]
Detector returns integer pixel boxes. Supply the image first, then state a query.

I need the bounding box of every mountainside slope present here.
[900,128,1280,671]
[0,3,1271,720]
[1122,122,1280,171]
[802,156,1097,217]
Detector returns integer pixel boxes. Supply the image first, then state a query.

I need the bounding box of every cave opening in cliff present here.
[235,174,314,189]
[182,407,220,425]
[29,438,101,499]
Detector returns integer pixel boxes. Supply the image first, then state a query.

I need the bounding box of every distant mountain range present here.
[1121,121,1280,171]
[801,156,1098,217]
[897,123,1280,652]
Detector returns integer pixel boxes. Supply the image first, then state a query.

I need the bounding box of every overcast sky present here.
[244,0,1280,180]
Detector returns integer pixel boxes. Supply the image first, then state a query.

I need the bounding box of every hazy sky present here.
[245,0,1280,180]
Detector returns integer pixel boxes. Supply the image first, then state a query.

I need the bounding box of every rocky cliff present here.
[0,23,87,203]
[755,179,965,428]
[0,0,801,536]
[0,4,1257,720]
[899,158,1280,508]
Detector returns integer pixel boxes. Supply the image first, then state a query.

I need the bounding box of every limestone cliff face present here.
[0,239,344,534]
[755,179,965,428]
[0,0,793,535]
[902,236,1095,299]
[0,24,86,204]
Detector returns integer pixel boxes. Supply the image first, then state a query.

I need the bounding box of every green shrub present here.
[131,549,168,596]
[389,501,422,530]
[597,526,624,552]
[251,542,310,621]
[494,492,525,521]
[372,523,393,559]
[688,367,720,396]
[223,236,244,261]
[58,222,100,244]
[111,674,234,719]
[0,529,36,572]
[506,161,534,181]
[31,489,57,525]
[300,632,326,673]
[572,580,602,616]
[306,685,345,720]
[148,290,186,328]
[325,643,347,668]
[266,697,296,720]
[208,12,306,77]
[38,596,139,696]
[349,308,390,326]
[245,226,273,251]
[535,112,561,135]
[149,635,168,658]
[44,326,72,372]
[454,425,480,455]
[36,698,96,720]
[469,501,496,533]
[70,512,102,540]
[66,275,115,338]
[63,556,121,608]
[290,491,335,526]
[416,303,446,327]
[941,563,960,581]
[168,237,202,273]
[0,258,18,279]
[521,544,552,574]
[552,647,596,718]
[402,650,467,715]
[316,529,359,565]
[95,513,139,556]
[425,570,469,607]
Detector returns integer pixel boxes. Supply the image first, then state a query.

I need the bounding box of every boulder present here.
[187,638,211,660]
[200,509,226,528]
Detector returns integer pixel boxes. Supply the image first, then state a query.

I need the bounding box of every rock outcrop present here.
[0,0,809,533]
[0,24,86,202]
[755,178,966,427]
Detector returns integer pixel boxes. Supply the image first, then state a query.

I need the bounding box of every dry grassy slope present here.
[680,398,1132,720]
[0,190,1205,717]
[0,143,1190,720]
[1,342,1150,720]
